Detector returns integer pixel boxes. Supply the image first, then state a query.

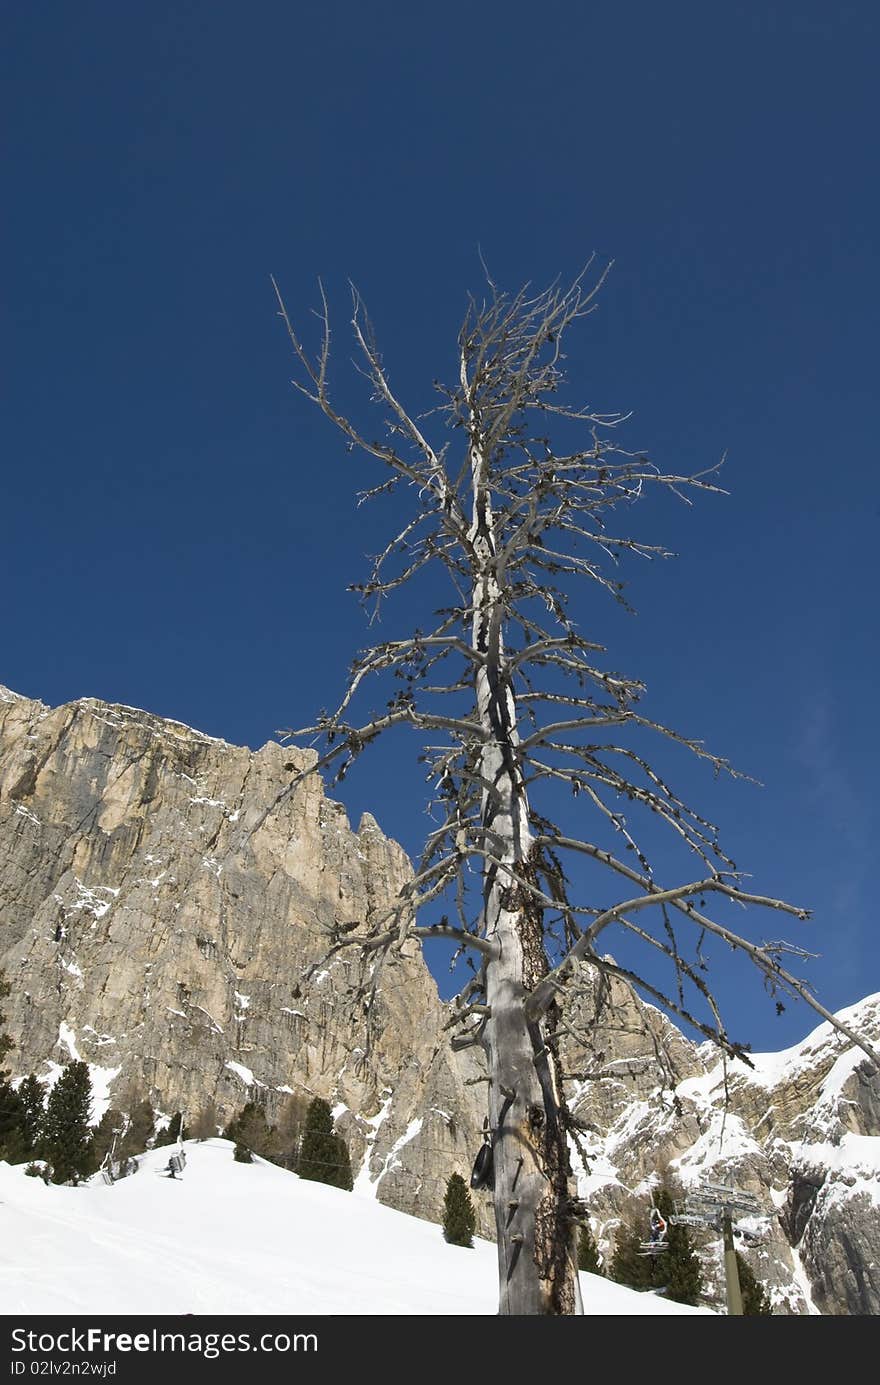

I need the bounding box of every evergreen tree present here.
[42,1061,95,1185]
[0,971,12,1074]
[18,1075,45,1158]
[443,1173,477,1247]
[655,1187,703,1306]
[577,1220,604,1275]
[233,1141,253,1163]
[276,1091,310,1168]
[0,971,26,1162]
[609,1219,655,1292]
[118,1097,155,1160]
[736,1251,773,1315]
[0,1083,27,1163]
[224,1101,280,1163]
[155,1112,187,1147]
[297,1097,353,1190]
[190,1103,219,1141]
[91,1108,126,1168]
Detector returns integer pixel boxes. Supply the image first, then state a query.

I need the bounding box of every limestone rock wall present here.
[0,685,486,1229]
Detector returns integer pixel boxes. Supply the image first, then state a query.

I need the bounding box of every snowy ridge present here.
[721,993,880,1092]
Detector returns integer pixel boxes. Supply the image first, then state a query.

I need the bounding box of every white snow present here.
[191,1004,223,1034]
[225,1061,264,1089]
[671,1111,763,1185]
[790,1132,880,1207]
[712,993,880,1093]
[0,1142,713,1315]
[234,992,251,1010]
[788,1243,821,1316]
[372,1117,423,1192]
[58,1022,81,1061]
[14,803,41,827]
[352,1090,394,1197]
[68,878,120,920]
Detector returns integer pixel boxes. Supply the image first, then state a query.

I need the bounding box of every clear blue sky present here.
[3,2,877,1051]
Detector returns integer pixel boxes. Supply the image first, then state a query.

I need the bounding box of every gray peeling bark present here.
[471,453,581,1315]
[483,884,582,1314]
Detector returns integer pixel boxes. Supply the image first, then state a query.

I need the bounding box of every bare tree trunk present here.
[471,450,582,1315]
[270,271,879,1314]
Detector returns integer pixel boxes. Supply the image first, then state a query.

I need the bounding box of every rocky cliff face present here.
[561,965,880,1315]
[0,684,486,1230]
[2,685,878,1313]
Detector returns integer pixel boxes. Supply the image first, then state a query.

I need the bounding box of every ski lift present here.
[163,1110,187,1178]
[99,1130,120,1185]
[638,1206,669,1256]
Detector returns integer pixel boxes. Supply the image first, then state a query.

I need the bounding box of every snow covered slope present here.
[0,1140,711,1316]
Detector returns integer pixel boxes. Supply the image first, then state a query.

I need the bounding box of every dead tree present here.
[270,267,878,1315]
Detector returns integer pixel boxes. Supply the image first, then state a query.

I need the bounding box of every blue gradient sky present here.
[3,2,878,1051]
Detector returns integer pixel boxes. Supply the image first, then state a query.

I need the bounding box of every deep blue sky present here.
[3,2,878,1052]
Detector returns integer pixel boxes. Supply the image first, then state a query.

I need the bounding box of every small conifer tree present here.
[655,1186,703,1306]
[224,1101,282,1162]
[443,1173,477,1247]
[118,1096,155,1160]
[190,1103,219,1141]
[233,1141,253,1163]
[18,1075,45,1158]
[577,1220,604,1275]
[736,1251,773,1315]
[0,1082,27,1162]
[297,1097,353,1190]
[0,971,12,1074]
[609,1219,655,1291]
[91,1108,125,1169]
[0,971,25,1162]
[155,1112,186,1147]
[42,1061,95,1184]
[276,1091,310,1168]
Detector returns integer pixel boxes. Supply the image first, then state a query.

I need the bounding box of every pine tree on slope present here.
[91,1107,126,1169]
[443,1173,477,1247]
[118,1096,155,1161]
[190,1103,219,1141]
[0,1083,27,1162]
[42,1061,95,1185]
[609,1220,655,1292]
[17,1074,45,1159]
[224,1101,279,1163]
[0,973,29,1162]
[155,1112,186,1148]
[0,971,12,1073]
[297,1097,353,1190]
[655,1187,703,1306]
[577,1221,604,1275]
